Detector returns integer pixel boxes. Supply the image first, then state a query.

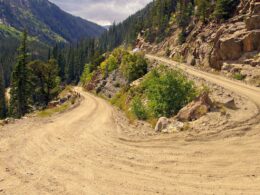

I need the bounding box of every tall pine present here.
[0,64,7,119]
[214,0,239,21]
[9,30,31,118]
[196,0,210,23]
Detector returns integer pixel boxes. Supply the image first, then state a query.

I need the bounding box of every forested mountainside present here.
[54,0,179,84]
[99,0,177,51]
[60,0,245,84]
[0,0,105,43]
[0,0,105,86]
[97,0,259,86]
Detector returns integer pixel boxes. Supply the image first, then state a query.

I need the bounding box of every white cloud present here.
[49,0,152,26]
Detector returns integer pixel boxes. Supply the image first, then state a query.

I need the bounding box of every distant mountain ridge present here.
[0,0,105,44]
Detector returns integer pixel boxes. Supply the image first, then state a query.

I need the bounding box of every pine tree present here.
[0,64,7,119]
[47,48,51,60]
[196,0,210,23]
[57,53,66,81]
[9,30,31,118]
[214,0,239,21]
[67,47,75,83]
[52,44,58,60]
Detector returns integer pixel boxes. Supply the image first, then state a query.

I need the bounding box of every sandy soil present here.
[0,56,260,194]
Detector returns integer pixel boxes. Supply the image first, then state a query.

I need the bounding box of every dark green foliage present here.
[55,39,103,84]
[9,31,31,118]
[80,48,148,88]
[176,0,194,29]
[131,97,147,120]
[195,0,211,23]
[0,64,7,119]
[100,55,118,77]
[57,53,66,81]
[178,30,186,45]
[233,72,246,80]
[98,0,177,51]
[80,65,94,86]
[121,53,148,83]
[141,67,197,117]
[28,59,61,107]
[214,0,240,21]
[0,30,49,86]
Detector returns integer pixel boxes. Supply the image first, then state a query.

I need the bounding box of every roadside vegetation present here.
[36,86,78,118]
[80,48,148,88]
[79,47,199,125]
[111,66,198,124]
[0,31,62,119]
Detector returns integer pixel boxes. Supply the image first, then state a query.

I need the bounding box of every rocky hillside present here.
[0,0,105,44]
[137,0,260,87]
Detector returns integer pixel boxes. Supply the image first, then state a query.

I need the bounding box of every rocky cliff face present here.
[139,0,260,86]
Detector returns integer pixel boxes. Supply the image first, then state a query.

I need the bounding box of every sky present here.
[49,0,152,26]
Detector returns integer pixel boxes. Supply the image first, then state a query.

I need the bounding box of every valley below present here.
[0,56,260,195]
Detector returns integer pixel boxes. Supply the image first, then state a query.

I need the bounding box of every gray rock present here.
[162,121,185,133]
[223,98,236,109]
[155,117,169,132]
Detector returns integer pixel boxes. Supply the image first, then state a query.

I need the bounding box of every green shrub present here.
[121,53,148,83]
[141,67,197,118]
[100,55,118,77]
[131,97,147,120]
[233,72,245,80]
[80,64,95,85]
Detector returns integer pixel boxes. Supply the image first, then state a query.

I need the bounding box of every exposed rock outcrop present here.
[140,0,260,86]
[154,117,184,133]
[155,117,169,132]
[176,93,213,122]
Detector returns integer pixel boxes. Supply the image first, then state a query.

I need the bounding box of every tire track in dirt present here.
[0,81,259,194]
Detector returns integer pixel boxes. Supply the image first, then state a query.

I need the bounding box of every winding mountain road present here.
[0,56,260,195]
[146,55,260,107]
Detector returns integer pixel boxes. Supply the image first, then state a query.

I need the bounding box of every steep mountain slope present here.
[98,0,259,86]
[136,0,260,86]
[0,0,105,44]
[99,0,177,51]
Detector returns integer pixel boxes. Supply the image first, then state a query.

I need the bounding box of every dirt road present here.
[146,55,260,107]
[0,57,260,194]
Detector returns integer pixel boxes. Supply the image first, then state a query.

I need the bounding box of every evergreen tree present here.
[28,59,60,106]
[0,64,7,119]
[47,48,51,60]
[52,44,58,60]
[9,30,31,118]
[66,47,75,83]
[57,53,66,81]
[214,0,239,21]
[196,0,210,23]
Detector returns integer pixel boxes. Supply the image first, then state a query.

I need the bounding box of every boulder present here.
[243,30,260,52]
[246,15,260,30]
[48,100,60,108]
[162,121,184,133]
[155,117,169,132]
[222,63,234,71]
[222,97,236,109]
[252,2,260,14]
[3,118,15,125]
[177,93,213,122]
[219,37,242,60]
